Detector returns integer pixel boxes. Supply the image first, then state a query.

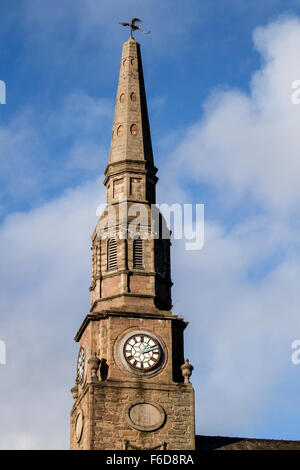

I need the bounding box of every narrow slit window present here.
[133,238,143,269]
[107,238,118,271]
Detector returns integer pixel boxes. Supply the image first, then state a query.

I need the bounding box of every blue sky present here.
[1,0,297,217]
[1,0,300,449]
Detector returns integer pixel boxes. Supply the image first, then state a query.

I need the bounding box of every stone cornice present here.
[74,310,188,342]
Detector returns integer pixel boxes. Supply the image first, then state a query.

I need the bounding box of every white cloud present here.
[174,16,300,215]
[172,216,300,436]
[165,16,300,437]
[3,179,300,447]
[0,92,111,214]
[0,180,105,449]
[2,14,300,449]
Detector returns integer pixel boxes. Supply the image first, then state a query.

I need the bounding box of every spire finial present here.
[119,18,151,39]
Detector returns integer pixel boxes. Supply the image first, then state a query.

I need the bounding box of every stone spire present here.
[70,36,195,451]
[104,37,157,205]
[85,36,172,317]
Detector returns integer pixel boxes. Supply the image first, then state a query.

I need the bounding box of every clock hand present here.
[141,345,159,354]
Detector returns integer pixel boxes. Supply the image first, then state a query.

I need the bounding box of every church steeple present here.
[70,36,195,451]
[105,37,157,205]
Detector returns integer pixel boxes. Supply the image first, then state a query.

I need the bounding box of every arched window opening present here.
[107,238,118,271]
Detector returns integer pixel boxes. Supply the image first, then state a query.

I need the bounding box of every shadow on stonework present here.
[100,358,109,381]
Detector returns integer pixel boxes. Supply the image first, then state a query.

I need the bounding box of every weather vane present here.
[119,18,151,39]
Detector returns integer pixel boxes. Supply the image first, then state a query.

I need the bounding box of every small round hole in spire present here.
[130,124,138,136]
[130,92,136,102]
[117,125,124,137]
[120,93,125,103]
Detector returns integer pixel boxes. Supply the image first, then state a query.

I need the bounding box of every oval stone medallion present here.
[126,402,165,432]
[75,410,84,442]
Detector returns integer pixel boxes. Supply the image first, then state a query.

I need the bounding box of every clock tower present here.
[70,36,195,451]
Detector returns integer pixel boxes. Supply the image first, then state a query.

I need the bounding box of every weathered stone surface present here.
[71,382,195,450]
[70,37,195,451]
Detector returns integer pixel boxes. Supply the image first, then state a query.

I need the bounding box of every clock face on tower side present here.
[123,333,162,371]
[77,345,87,386]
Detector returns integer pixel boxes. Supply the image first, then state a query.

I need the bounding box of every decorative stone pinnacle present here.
[88,353,101,383]
[71,385,78,400]
[180,358,194,384]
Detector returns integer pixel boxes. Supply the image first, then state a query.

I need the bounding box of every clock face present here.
[123,334,162,371]
[77,346,87,386]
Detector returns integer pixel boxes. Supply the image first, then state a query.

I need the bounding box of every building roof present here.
[196,435,300,450]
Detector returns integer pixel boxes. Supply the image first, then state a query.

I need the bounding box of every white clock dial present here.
[123,334,162,371]
[77,346,87,385]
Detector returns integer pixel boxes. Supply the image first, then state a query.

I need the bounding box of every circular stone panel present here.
[117,125,124,137]
[120,93,125,103]
[130,124,138,135]
[75,410,84,442]
[126,402,166,432]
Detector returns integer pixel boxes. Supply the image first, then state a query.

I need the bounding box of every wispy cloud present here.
[164,15,300,437]
[0,180,104,449]
[2,12,300,449]
[0,92,111,216]
[172,16,300,215]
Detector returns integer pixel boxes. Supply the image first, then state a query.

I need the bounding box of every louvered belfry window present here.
[133,238,143,269]
[107,238,118,271]
[156,239,164,275]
